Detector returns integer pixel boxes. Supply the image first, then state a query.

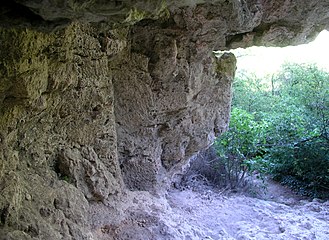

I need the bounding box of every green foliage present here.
[214,108,265,189]
[276,63,329,139]
[215,62,329,198]
[61,175,71,183]
[232,71,274,115]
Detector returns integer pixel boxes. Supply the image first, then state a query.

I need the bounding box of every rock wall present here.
[0,0,328,239]
[0,23,124,239]
[114,28,236,191]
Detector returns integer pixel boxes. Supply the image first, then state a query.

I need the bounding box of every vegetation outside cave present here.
[196,31,329,199]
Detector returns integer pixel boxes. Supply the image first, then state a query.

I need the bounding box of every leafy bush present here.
[214,108,264,189]
[268,64,329,197]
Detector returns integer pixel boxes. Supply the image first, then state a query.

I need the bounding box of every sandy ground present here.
[166,179,329,240]
[91,178,329,240]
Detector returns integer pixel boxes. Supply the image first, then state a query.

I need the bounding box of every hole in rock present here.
[0,2,44,22]
[0,204,9,225]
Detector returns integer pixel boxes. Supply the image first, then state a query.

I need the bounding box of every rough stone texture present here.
[0,23,122,239]
[113,43,235,191]
[0,0,329,239]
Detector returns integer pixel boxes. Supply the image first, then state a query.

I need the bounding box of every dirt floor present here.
[91,175,329,240]
[166,178,329,240]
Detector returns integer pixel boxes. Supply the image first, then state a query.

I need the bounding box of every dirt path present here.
[166,180,329,240]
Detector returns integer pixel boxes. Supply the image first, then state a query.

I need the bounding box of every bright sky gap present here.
[234,30,329,77]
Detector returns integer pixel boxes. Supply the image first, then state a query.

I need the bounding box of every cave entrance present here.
[185,30,329,198]
[227,29,329,197]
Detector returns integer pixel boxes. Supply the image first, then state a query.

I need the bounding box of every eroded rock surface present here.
[0,0,328,239]
[0,23,123,239]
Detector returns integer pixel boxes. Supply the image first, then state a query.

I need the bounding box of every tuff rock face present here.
[0,0,328,239]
